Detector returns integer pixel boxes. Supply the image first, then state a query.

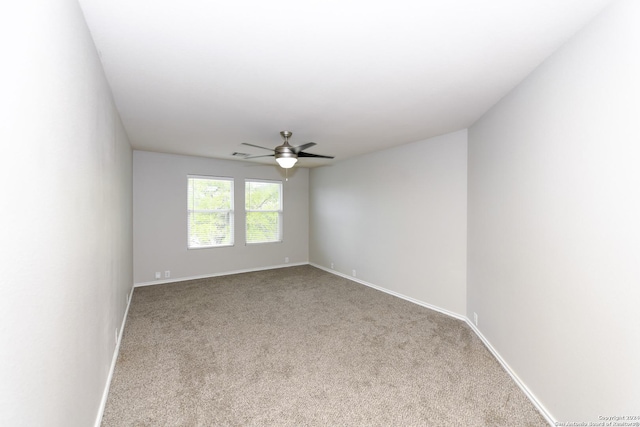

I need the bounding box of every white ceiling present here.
[78,0,612,167]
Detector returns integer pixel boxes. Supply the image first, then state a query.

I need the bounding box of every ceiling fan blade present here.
[244,154,275,159]
[298,152,335,159]
[241,142,274,152]
[291,142,316,154]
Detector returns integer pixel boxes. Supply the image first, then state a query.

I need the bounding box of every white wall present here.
[467,0,640,422]
[133,151,309,284]
[309,131,467,316]
[0,1,133,426]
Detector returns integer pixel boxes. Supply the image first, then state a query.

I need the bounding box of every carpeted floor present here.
[102,265,547,426]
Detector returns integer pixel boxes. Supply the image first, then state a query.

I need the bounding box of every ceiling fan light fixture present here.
[276,156,297,169]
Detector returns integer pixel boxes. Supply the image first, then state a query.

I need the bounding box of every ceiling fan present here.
[242,131,334,168]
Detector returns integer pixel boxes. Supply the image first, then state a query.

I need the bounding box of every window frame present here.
[187,175,235,249]
[245,179,283,245]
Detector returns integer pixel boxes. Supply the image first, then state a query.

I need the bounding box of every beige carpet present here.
[102,265,547,426]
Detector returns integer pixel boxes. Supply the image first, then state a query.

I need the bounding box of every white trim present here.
[245,179,283,245]
[465,320,555,426]
[134,262,308,287]
[244,178,283,185]
[310,262,555,426]
[309,263,466,321]
[94,285,135,427]
[187,175,235,249]
[187,174,234,181]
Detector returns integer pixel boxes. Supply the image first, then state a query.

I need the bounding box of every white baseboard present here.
[309,263,467,321]
[134,262,309,287]
[465,320,555,426]
[310,262,555,426]
[94,285,135,427]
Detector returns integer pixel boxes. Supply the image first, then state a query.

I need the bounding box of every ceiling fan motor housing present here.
[276,131,296,160]
[275,144,296,160]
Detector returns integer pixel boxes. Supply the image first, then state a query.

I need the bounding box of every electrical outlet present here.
[285,257,289,263]
[352,269,357,277]
[155,272,161,279]
[330,262,334,269]
[164,270,170,278]
[474,312,478,326]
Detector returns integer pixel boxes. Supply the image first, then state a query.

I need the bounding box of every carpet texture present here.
[102,265,547,426]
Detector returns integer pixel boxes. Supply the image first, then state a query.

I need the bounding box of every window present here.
[187,176,234,248]
[245,180,282,244]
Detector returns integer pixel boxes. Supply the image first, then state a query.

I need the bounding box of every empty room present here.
[1,0,638,426]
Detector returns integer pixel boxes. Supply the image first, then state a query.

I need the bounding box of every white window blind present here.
[187,176,234,248]
[245,180,282,244]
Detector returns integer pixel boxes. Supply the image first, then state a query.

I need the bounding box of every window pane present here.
[246,212,281,243]
[189,178,232,211]
[189,212,234,247]
[245,181,281,210]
